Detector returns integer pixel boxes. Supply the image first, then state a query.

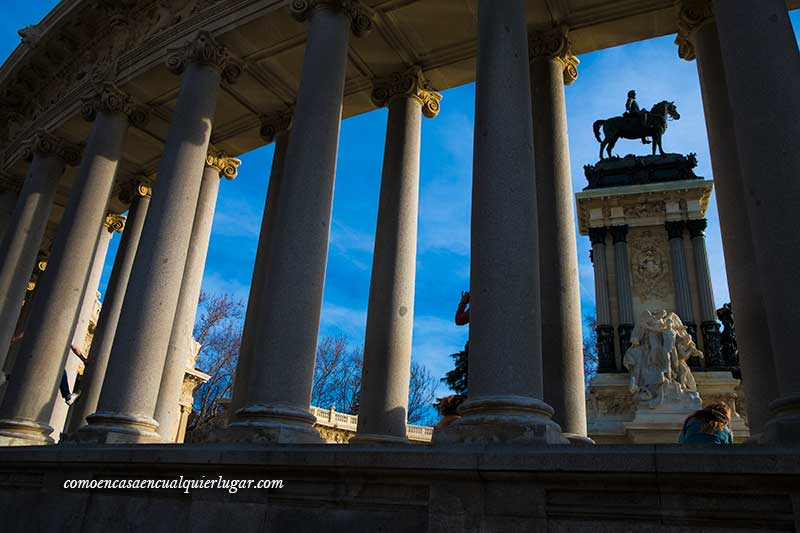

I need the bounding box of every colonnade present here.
[0,0,797,447]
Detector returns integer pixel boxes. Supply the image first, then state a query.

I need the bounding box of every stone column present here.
[611,225,634,357]
[434,0,564,445]
[675,0,778,434]
[686,218,723,368]
[0,83,144,446]
[528,30,588,442]
[228,112,292,418]
[80,32,237,444]
[665,220,697,344]
[154,151,239,442]
[50,212,122,439]
[0,133,80,374]
[589,227,615,371]
[351,67,440,444]
[713,0,800,444]
[0,178,20,244]
[226,1,372,444]
[66,181,152,434]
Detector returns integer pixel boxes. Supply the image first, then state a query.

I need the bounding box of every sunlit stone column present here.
[434,0,564,445]
[226,1,372,444]
[528,30,588,443]
[589,228,615,372]
[675,0,778,434]
[352,67,440,444]
[80,31,238,444]
[228,112,292,418]
[611,225,634,357]
[155,151,239,442]
[687,218,724,368]
[67,180,152,434]
[0,133,80,376]
[0,83,144,446]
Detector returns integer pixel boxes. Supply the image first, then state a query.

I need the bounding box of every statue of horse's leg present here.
[599,141,605,160]
[607,135,618,158]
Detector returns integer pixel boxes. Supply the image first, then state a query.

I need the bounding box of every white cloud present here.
[200,270,251,303]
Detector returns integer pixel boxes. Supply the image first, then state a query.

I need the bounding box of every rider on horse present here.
[624,90,650,144]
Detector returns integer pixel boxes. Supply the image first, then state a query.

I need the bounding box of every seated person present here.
[678,401,733,445]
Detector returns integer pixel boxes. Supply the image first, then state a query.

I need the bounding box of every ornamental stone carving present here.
[22,131,82,166]
[104,213,127,234]
[674,0,714,61]
[624,201,665,220]
[206,150,241,180]
[80,83,149,127]
[165,31,241,84]
[119,177,154,203]
[289,0,375,37]
[529,29,580,85]
[629,229,670,300]
[259,111,294,143]
[371,66,442,119]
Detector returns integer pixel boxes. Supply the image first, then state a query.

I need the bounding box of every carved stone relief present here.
[629,228,670,300]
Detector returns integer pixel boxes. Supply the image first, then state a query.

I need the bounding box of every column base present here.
[217,404,324,444]
[349,432,410,446]
[76,411,161,444]
[432,395,567,446]
[0,418,54,446]
[761,394,800,445]
[563,433,595,445]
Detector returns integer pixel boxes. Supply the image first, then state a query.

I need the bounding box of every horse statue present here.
[593,100,681,160]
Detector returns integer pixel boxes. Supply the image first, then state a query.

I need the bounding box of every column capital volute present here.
[205,149,241,180]
[104,213,127,234]
[588,227,607,245]
[610,224,629,244]
[119,176,154,203]
[289,0,375,38]
[165,30,242,84]
[674,0,714,61]
[665,220,685,240]
[528,28,580,85]
[371,66,442,118]
[259,110,294,143]
[80,82,149,128]
[22,131,82,167]
[686,218,708,238]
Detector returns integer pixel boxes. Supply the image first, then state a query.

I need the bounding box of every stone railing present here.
[310,405,433,443]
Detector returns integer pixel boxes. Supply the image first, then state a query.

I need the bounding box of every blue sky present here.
[3,5,799,397]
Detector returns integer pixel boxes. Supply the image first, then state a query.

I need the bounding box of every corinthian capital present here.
[674,0,714,61]
[371,66,442,118]
[259,110,294,143]
[289,0,374,37]
[81,83,149,127]
[104,213,127,233]
[23,131,82,167]
[166,31,242,84]
[206,150,241,180]
[529,29,580,85]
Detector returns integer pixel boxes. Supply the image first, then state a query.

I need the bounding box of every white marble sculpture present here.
[623,310,703,408]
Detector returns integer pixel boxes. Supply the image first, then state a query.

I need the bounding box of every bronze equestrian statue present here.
[593,94,681,160]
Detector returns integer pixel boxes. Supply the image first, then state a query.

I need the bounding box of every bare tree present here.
[312,334,362,414]
[583,314,599,387]
[407,361,438,425]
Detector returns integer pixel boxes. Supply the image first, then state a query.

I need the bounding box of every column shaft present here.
[687,218,723,368]
[66,188,151,433]
[228,131,289,418]
[590,228,615,372]
[83,56,224,443]
[530,52,587,439]
[666,222,694,324]
[227,5,353,443]
[0,109,129,446]
[611,225,634,357]
[435,0,563,445]
[687,13,777,433]
[354,94,422,444]
[0,147,66,371]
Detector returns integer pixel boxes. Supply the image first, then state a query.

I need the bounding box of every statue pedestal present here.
[624,393,701,444]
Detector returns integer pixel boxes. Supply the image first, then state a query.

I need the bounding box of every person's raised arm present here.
[455,291,470,326]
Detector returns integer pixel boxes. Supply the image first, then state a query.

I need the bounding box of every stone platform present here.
[0,444,797,532]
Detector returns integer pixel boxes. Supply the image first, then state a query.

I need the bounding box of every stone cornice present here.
[259,110,294,143]
[80,82,149,127]
[370,66,442,118]
[21,131,82,167]
[104,213,127,233]
[205,150,241,180]
[674,0,714,61]
[165,30,242,84]
[529,29,580,85]
[289,0,375,38]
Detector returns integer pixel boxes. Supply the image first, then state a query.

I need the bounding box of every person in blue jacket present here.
[679,402,734,445]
